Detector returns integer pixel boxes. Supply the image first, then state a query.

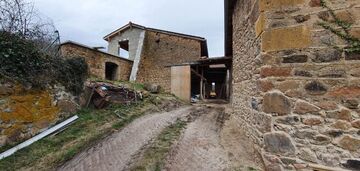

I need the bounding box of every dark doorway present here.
[105,62,118,80]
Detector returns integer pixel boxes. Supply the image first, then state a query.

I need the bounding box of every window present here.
[118,40,129,58]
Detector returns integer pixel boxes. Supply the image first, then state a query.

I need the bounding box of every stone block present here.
[294,99,320,114]
[276,115,300,125]
[343,159,360,170]
[312,49,342,63]
[257,79,274,92]
[311,134,331,145]
[318,67,346,78]
[302,116,323,126]
[335,10,355,24]
[329,86,360,98]
[264,131,296,155]
[294,70,313,77]
[255,13,266,37]
[260,66,292,78]
[304,81,327,95]
[316,101,338,110]
[338,135,360,151]
[294,15,311,23]
[262,26,311,52]
[57,100,78,114]
[282,55,308,63]
[350,28,360,39]
[259,0,305,11]
[263,91,291,115]
[309,0,321,7]
[326,108,353,121]
[350,67,360,77]
[276,80,300,92]
[343,99,359,109]
[299,148,318,163]
[352,119,360,129]
[331,120,352,130]
[295,129,317,139]
[345,52,360,61]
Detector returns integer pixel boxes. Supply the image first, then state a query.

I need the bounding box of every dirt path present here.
[58,106,194,171]
[164,106,231,171]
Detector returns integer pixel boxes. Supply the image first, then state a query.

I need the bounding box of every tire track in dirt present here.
[57,106,194,171]
[164,106,231,171]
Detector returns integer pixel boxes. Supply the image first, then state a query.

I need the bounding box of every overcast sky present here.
[33,0,225,57]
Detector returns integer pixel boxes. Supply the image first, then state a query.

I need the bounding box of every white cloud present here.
[33,0,224,56]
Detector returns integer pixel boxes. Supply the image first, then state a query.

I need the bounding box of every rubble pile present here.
[85,82,143,109]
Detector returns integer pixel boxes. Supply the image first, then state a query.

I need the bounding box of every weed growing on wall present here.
[318,0,360,54]
[0,31,88,94]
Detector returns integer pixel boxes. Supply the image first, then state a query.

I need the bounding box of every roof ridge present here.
[103,22,206,42]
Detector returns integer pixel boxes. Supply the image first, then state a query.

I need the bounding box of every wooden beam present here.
[191,68,207,81]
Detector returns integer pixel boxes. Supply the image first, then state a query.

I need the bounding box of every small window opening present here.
[118,40,129,58]
[105,62,118,80]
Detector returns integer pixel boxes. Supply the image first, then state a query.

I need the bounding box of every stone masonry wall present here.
[230,0,269,168]
[231,0,360,170]
[136,31,203,92]
[61,42,133,81]
[0,80,77,147]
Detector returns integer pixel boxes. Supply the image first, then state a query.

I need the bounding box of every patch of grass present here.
[0,95,170,171]
[130,119,187,171]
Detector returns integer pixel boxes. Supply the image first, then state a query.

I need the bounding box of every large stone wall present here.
[136,31,203,92]
[0,81,77,147]
[61,42,133,81]
[231,0,360,170]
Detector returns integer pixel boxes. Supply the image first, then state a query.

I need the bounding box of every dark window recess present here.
[118,40,129,58]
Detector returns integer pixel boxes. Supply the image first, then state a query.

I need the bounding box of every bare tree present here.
[0,0,60,55]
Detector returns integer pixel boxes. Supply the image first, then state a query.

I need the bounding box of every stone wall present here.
[0,80,77,147]
[231,0,360,170]
[136,31,203,92]
[61,42,133,81]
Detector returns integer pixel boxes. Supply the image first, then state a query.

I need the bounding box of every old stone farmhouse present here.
[61,22,208,92]
[60,1,360,170]
[225,0,360,170]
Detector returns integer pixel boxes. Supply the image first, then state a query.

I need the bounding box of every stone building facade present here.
[226,0,360,170]
[61,41,133,81]
[104,22,208,92]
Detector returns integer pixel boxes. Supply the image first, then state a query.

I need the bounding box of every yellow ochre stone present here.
[255,13,266,37]
[0,90,59,123]
[259,0,305,11]
[262,26,311,52]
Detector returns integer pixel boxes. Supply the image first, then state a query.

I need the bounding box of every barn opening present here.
[105,62,118,80]
[118,40,129,58]
[171,57,232,103]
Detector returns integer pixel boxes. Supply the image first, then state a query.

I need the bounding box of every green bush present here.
[0,31,88,95]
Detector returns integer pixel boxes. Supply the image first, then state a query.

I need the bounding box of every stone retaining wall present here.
[0,81,77,147]
[231,0,360,170]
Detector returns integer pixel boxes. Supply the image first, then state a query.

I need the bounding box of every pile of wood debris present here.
[84,81,143,109]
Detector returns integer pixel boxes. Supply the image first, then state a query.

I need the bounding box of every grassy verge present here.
[0,95,173,171]
[130,119,187,171]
